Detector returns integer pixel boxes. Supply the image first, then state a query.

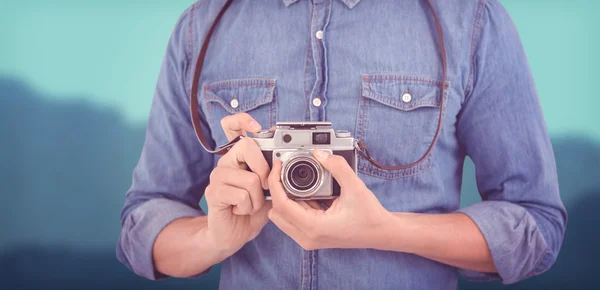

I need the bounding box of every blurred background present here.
[1,0,598,289]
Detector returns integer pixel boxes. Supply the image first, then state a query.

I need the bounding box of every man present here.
[117,0,567,289]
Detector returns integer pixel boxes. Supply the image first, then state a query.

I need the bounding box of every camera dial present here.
[253,130,274,139]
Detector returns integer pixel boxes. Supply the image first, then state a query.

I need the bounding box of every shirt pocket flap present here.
[203,78,276,114]
[361,74,447,111]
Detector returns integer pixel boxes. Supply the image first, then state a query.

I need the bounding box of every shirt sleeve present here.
[456,0,567,284]
[116,5,216,280]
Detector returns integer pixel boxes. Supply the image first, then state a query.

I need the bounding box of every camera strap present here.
[189,0,448,170]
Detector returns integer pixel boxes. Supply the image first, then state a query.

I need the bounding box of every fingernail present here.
[314,149,330,160]
[250,121,261,131]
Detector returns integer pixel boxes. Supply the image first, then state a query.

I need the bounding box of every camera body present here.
[253,122,357,200]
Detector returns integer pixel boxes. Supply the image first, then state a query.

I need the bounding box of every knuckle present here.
[204,184,217,202]
[216,156,226,166]
[238,136,251,148]
[209,168,222,182]
[204,184,213,196]
[247,173,261,188]
[236,112,251,120]
[220,115,232,127]
[238,192,251,207]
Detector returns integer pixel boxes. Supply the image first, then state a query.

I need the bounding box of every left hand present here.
[268,149,393,250]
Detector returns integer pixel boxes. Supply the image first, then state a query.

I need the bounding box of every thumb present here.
[312,148,362,190]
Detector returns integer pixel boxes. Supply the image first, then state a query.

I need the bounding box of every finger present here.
[296,201,315,211]
[218,138,270,189]
[206,184,253,215]
[249,201,273,239]
[304,201,324,211]
[220,112,262,141]
[312,149,363,189]
[211,167,265,214]
[267,160,288,204]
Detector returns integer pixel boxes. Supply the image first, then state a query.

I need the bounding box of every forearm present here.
[153,215,225,278]
[373,212,497,273]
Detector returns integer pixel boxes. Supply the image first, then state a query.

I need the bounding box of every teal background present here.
[1,0,598,289]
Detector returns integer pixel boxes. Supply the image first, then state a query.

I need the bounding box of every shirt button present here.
[402,92,412,103]
[315,30,324,40]
[312,97,322,107]
[230,98,239,109]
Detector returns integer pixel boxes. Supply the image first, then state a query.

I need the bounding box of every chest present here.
[196,0,468,207]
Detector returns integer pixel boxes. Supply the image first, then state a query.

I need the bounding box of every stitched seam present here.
[204,78,276,89]
[315,0,321,71]
[204,96,272,113]
[204,83,276,91]
[464,0,487,101]
[362,88,440,110]
[303,36,311,120]
[269,91,274,127]
[184,3,195,97]
[358,155,433,179]
[528,249,553,277]
[357,94,368,177]
[363,78,449,88]
[362,74,450,87]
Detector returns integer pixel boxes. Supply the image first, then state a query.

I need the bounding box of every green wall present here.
[1,0,599,139]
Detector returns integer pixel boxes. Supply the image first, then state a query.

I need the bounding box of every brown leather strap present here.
[356,0,447,170]
[190,0,235,156]
[190,0,448,168]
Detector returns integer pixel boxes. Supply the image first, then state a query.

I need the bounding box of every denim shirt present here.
[116,0,567,288]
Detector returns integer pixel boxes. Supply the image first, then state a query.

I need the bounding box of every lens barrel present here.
[282,156,323,197]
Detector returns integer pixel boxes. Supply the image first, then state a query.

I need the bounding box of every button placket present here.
[307,0,330,122]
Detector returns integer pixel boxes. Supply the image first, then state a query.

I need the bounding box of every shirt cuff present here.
[456,201,549,284]
[116,198,209,280]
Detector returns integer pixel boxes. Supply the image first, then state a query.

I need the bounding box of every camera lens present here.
[288,161,318,191]
[282,156,323,197]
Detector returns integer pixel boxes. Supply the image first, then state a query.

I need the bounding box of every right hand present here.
[204,113,272,258]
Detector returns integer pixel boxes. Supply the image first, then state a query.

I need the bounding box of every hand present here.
[267,149,393,250]
[204,113,272,258]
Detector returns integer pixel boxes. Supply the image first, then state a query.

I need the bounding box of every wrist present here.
[203,226,248,263]
[359,209,396,250]
[370,212,416,253]
[195,219,233,264]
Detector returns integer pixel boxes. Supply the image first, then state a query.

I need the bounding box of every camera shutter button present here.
[253,130,274,138]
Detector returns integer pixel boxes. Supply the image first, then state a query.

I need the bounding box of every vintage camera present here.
[253,122,357,200]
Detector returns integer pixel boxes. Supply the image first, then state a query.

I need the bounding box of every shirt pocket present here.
[356,74,450,179]
[202,78,277,146]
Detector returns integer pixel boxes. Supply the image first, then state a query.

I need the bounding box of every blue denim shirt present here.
[117,0,567,288]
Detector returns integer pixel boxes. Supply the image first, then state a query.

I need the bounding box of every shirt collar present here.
[283,0,360,9]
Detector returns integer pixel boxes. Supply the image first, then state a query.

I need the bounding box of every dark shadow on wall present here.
[0,77,598,289]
